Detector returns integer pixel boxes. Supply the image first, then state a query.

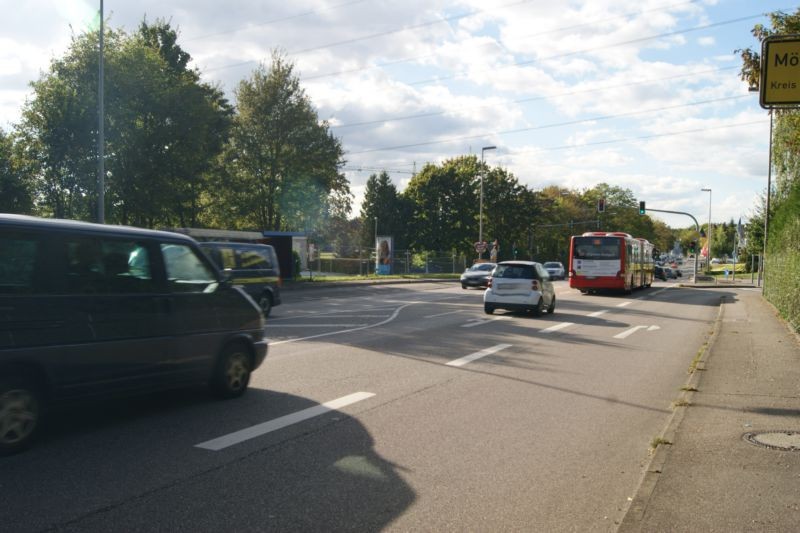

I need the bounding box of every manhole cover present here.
[743,431,800,451]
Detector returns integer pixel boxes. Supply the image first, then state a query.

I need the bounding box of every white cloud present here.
[0,0,784,225]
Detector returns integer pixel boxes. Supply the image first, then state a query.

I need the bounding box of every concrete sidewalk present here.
[619,289,800,532]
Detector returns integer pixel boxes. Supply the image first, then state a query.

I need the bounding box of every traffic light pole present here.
[641,208,702,283]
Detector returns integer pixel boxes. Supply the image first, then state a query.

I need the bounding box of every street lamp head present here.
[701,188,711,192]
[482,145,497,153]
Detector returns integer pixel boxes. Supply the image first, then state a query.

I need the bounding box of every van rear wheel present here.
[0,376,42,456]
[211,344,252,399]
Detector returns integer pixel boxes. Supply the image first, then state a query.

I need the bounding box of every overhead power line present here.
[347,94,751,154]
[289,0,537,56]
[201,0,705,76]
[300,0,701,81]
[346,119,767,171]
[524,119,766,154]
[184,0,370,42]
[330,65,739,130]
[405,13,767,87]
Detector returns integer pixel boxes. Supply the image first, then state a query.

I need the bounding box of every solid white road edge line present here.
[587,310,608,317]
[266,324,368,328]
[616,302,632,307]
[195,392,376,451]
[446,344,513,367]
[270,303,415,346]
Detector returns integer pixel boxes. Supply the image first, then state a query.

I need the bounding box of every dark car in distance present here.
[460,262,496,289]
[0,215,269,455]
[199,242,282,317]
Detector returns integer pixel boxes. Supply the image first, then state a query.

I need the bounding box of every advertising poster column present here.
[376,236,393,275]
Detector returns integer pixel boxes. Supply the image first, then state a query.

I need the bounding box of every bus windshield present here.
[573,237,621,260]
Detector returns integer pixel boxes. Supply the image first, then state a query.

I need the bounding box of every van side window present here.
[161,243,218,293]
[0,233,40,294]
[65,238,155,294]
[240,249,270,270]
[219,247,236,269]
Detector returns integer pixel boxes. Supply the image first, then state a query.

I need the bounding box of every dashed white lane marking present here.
[616,302,632,307]
[587,310,608,317]
[195,392,376,451]
[446,344,513,367]
[614,325,648,339]
[424,310,466,318]
[461,317,502,328]
[541,322,574,333]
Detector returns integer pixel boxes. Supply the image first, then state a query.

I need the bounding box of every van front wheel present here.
[0,376,42,456]
[211,344,252,399]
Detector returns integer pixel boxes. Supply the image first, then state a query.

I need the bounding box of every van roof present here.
[199,241,275,250]
[0,214,196,243]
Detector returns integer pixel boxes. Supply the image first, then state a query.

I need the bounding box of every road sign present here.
[475,241,488,253]
[760,36,800,108]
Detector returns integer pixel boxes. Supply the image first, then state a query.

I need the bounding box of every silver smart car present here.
[483,261,556,316]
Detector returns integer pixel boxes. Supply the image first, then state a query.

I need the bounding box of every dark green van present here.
[0,215,269,455]
[199,242,282,317]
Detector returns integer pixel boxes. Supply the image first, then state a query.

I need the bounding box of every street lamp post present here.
[701,188,712,268]
[478,145,496,259]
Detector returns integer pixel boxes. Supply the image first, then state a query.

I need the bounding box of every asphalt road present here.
[1,278,727,532]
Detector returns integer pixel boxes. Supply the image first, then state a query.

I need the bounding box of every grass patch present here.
[687,343,707,374]
[671,399,691,408]
[680,386,698,392]
[650,437,673,450]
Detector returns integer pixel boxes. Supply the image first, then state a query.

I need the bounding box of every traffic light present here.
[638,201,646,215]
[597,198,606,213]
[688,241,696,254]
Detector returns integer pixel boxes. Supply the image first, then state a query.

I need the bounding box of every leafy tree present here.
[739,8,800,328]
[738,9,800,205]
[402,156,479,255]
[217,51,347,232]
[481,165,537,261]
[17,29,119,220]
[17,21,232,226]
[0,129,33,213]
[107,21,233,227]
[359,171,403,249]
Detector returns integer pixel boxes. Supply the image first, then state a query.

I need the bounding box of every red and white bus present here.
[568,232,654,293]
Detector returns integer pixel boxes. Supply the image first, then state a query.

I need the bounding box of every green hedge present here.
[764,184,800,334]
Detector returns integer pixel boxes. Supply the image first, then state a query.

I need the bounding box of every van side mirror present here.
[220,268,234,283]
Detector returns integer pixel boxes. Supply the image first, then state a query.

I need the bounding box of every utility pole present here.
[97,0,105,223]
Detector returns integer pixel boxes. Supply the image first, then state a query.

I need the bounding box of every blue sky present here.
[1,0,796,228]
